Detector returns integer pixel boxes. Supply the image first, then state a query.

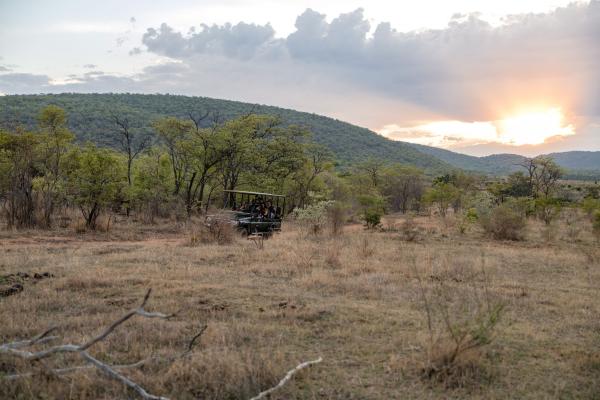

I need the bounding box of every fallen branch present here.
[1,289,322,399]
[0,289,188,400]
[249,357,323,400]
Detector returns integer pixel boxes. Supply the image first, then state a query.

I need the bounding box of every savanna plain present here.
[1,214,599,400]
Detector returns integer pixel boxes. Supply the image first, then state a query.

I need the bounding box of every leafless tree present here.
[112,115,151,215]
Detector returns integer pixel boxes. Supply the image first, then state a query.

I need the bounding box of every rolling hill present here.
[410,143,600,178]
[0,93,598,178]
[0,93,450,173]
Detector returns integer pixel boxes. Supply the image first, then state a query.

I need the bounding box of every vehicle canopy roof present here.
[223,190,285,198]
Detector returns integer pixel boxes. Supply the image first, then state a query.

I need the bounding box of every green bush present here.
[582,198,600,217]
[363,209,382,229]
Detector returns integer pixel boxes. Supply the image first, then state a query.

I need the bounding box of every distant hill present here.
[1,93,597,178]
[410,144,600,178]
[545,151,600,171]
[0,93,450,173]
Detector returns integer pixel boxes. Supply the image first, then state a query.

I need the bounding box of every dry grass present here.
[1,214,599,399]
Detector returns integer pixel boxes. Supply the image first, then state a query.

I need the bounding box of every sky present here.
[0,0,598,156]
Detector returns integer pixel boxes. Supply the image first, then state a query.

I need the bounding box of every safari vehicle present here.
[219,190,286,236]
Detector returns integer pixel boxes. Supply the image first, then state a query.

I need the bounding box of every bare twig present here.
[249,357,323,400]
[184,324,208,355]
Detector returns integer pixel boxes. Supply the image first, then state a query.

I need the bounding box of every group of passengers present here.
[235,197,281,220]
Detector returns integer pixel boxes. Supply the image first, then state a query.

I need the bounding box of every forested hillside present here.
[0,93,450,172]
[2,93,598,177]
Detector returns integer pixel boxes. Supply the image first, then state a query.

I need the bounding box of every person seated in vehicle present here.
[249,200,258,214]
[265,201,276,219]
[261,204,269,218]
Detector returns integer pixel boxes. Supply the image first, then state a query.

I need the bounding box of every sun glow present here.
[376,107,577,150]
[497,108,574,146]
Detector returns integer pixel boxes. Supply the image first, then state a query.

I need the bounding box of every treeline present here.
[298,156,600,240]
[0,105,336,229]
[2,105,600,235]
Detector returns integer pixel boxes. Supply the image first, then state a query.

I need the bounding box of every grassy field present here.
[1,215,599,399]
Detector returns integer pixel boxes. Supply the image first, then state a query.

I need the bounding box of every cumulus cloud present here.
[0,65,11,72]
[142,21,277,60]
[132,2,599,122]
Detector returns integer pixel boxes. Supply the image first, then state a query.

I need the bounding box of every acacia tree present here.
[520,156,563,198]
[131,148,174,222]
[294,144,333,208]
[217,115,282,205]
[186,113,226,214]
[0,129,40,228]
[356,158,386,189]
[423,182,460,218]
[153,117,193,196]
[65,144,124,230]
[35,105,74,227]
[381,165,425,213]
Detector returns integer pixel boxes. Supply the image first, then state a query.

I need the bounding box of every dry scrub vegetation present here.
[1,213,600,399]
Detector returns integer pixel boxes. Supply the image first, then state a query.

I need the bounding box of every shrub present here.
[534,197,562,225]
[190,219,235,245]
[422,303,504,387]
[293,200,334,236]
[401,214,420,241]
[325,243,342,268]
[327,201,347,236]
[457,208,478,234]
[582,198,600,217]
[593,211,600,241]
[412,258,504,388]
[562,207,584,241]
[480,203,526,240]
[362,209,382,229]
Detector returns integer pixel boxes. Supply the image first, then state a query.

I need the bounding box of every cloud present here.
[134,2,599,123]
[1,2,598,155]
[0,73,51,93]
[377,121,500,148]
[83,64,97,69]
[141,21,277,60]
[0,65,11,72]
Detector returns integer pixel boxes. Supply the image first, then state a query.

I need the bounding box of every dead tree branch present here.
[1,289,321,399]
[249,357,323,400]
[0,289,182,400]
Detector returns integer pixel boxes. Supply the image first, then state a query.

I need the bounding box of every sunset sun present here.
[497,107,574,146]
